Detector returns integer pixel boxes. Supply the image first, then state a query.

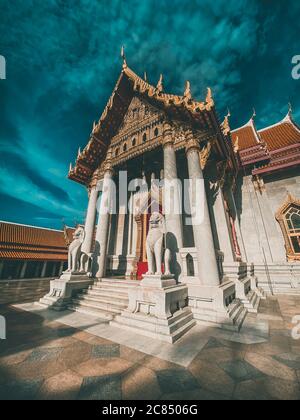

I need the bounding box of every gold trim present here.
[276,193,300,261]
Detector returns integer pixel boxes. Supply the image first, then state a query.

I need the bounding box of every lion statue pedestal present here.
[39,226,93,311]
[110,213,196,343]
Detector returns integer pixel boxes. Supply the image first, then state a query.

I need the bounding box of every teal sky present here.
[0,0,299,229]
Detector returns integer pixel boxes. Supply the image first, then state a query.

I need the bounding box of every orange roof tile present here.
[231,119,260,151]
[258,116,300,152]
[0,222,74,261]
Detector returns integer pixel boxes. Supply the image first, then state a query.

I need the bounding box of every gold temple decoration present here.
[233,135,239,154]
[156,74,163,93]
[184,81,192,101]
[221,110,231,136]
[200,141,212,170]
[121,45,127,69]
[252,174,265,193]
[276,193,300,262]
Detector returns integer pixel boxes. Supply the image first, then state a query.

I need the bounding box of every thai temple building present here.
[36,52,300,342]
[0,221,73,280]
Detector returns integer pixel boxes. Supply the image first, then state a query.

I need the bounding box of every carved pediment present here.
[113,96,163,141]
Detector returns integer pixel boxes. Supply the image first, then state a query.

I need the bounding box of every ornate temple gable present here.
[68,60,226,185]
[110,96,165,166]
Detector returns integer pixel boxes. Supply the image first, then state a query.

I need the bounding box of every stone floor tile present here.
[79,375,121,400]
[119,345,147,364]
[234,379,274,400]
[196,346,245,364]
[272,353,300,370]
[220,360,265,382]
[141,355,182,372]
[188,359,235,397]
[0,349,32,366]
[0,379,43,400]
[73,357,133,378]
[261,377,300,400]
[25,347,63,363]
[59,340,92,368]
[91,344,120,359]
[156,368,199,394]
[122,365,160,400]
[245,352,298,382]
[38,369,83,400]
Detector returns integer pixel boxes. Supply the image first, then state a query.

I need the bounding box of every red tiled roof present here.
[0,222,74,261]
[258,118,300,151]
[231,119,260,151]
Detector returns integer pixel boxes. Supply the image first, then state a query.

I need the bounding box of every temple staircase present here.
[68,278,137,320]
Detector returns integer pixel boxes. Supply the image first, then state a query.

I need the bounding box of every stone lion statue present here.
[66,226,92,274]
[146,212,171,276]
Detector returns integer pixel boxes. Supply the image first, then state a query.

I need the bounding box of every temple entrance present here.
[134,190,163,279]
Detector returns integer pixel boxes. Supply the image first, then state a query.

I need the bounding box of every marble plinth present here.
[39,272,93,311]
[188,280,247,332]
[110,274,195,343]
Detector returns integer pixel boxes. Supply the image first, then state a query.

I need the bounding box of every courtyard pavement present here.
[0,295,300,400]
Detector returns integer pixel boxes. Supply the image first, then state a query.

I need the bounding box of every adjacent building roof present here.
[0,221,73,261]
[231,110,300,175]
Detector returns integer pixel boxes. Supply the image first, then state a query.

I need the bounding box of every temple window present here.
[142,133,147,142]
[132,137,136,147]
[115,148,119,157]
[154,127,159,137]
[186,254,195,276]
[123,143,127,152]
[276,194,300,261]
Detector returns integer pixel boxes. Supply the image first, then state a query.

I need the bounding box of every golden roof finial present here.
[222,109,231,136]
[156,74,163,93]
[121,45,127,69]
[144,72,148,82]
[205,87,214,108]
[69,163,73,172]
[184,81,192,100]
[233,136,239,154]
[288,102,293,117]
[252,108,256,119]
[77,147,81,159]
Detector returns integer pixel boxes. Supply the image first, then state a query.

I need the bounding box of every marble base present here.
[223,261,261,313]
[110,274,195,343]
[188,280,247,332]
[39,272,93,311]
[253,263,300,294]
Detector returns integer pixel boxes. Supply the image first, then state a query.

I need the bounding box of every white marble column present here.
[81,186,99,254]
[20,261,27,279]
[41,261,47,277]
[59,261,64,276]
[163,122,183,280]
[186,135,220,287]
[94,168,114,278]
[213,183,235,263]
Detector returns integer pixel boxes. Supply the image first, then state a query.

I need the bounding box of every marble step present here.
[227,301,247,331]
[68,304,114,321]
[111,309,196,344]
[71,299,126,315]
[76,294,128,310]
[81,289,129,304]
[91,283,137,293]
[88,286,129,298]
